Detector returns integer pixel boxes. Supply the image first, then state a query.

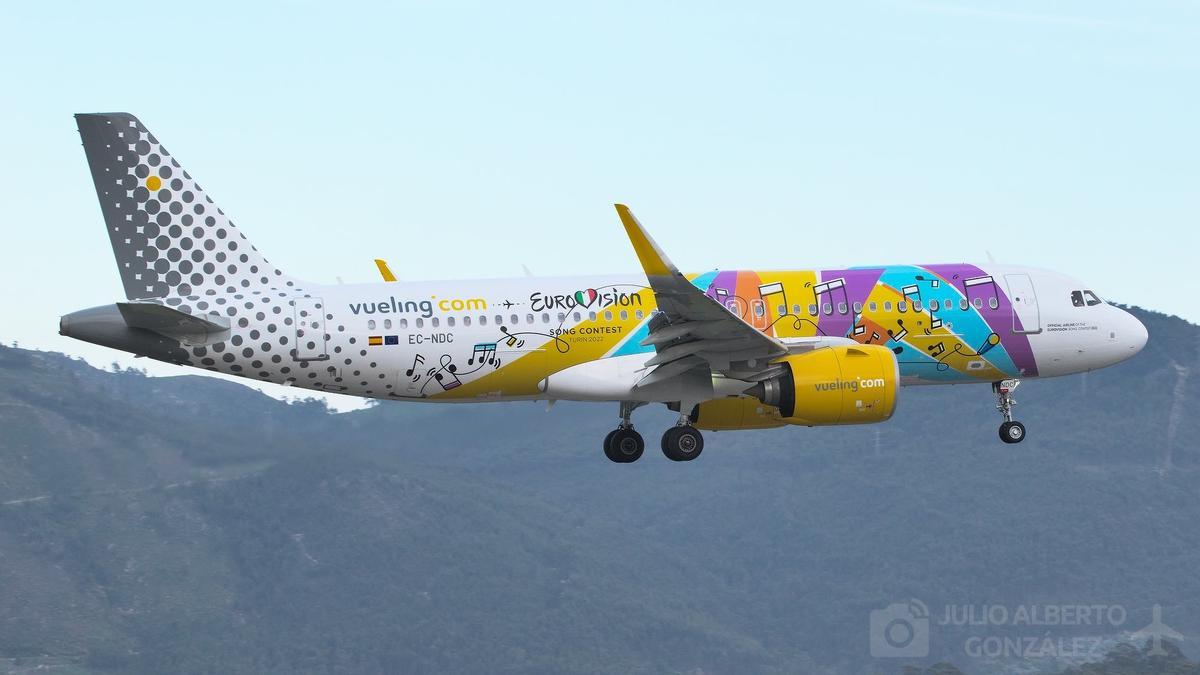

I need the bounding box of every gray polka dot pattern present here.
[73,113,356,393]
[76,113,298,300]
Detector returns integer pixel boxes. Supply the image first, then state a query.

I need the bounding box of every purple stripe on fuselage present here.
[921,263,1038,377]
[815,268,885,338]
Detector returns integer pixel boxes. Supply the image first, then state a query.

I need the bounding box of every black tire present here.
[661,426,704,462]
[999,420,1026,444]
[605,428,644,463]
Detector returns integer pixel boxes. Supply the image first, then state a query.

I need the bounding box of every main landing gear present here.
[661,414,704,462]
[604,401,645,463]
[603,402,705,463]
[993,379,1026,444]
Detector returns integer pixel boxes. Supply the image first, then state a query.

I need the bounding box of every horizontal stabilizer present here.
[117,302,230,344]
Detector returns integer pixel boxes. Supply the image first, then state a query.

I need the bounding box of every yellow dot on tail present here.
[146,175,161,191]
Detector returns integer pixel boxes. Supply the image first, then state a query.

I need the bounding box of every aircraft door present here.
[293,297,329,360]
[1004,274,1041,334]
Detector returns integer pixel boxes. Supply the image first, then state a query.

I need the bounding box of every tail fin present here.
[75,113,299,300]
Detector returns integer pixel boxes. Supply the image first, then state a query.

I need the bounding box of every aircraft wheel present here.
[999,420,1026,444]
[605,428,644,463]
[661,426,704,462]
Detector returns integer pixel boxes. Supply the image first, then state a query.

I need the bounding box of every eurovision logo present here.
[530,288,642,313]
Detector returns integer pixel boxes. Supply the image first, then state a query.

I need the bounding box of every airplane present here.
[1130,604,1184,656]
[61,113,1149,463]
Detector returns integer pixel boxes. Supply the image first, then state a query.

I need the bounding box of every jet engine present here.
[693,345,899,430]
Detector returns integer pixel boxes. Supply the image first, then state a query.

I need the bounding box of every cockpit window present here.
[1083,290,1103,306]
[1071,291,1085,307]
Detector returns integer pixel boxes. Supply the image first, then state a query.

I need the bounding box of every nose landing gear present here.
[993,379,1026,444]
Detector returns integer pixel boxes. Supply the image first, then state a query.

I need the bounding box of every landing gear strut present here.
[661,410,704,462]
[993,379,1026,444]
[604,401,645,463]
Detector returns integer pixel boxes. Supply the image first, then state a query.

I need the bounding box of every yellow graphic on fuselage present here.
[428,289,651,399]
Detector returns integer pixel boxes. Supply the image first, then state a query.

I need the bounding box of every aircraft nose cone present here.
[1127,312,1148,355]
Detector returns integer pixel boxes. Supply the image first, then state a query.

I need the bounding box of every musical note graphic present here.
[405,354,425,381]
[813,278,849,311]
[886,319,908,354]
[758,282,787,312]
[432,354,461,390]
[927,341,946,357]
[963,275,999,308]
[914,274,940,289]
[901,284,921,304]
[468,342,498,366]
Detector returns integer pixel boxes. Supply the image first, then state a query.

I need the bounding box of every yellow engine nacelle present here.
[692,397,788,431]
[693,345,899,431]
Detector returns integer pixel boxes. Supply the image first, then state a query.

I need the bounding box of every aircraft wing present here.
[615,204,789,388]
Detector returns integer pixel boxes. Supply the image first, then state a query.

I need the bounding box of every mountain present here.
[0,306,1197,674]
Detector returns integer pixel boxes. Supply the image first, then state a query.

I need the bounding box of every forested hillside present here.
[0,307,1196,674]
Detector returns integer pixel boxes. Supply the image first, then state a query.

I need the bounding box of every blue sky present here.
[1,1,1196,403]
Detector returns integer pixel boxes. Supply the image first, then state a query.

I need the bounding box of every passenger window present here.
[838,302,848,315]
[447,317,455,327]
[1084,290,1103,306]
[400,318,408,329]
[589,311,597,321]
[618,310,627,320]
[777,304,786,316]
[792,304,802,315]
[604,311,613,321]
[973,297,983,309]
[988,297,999,310]
[479,315,487,326]
[1071,291,1085,307]
[432,317,440,327]
[898,302,908,313]
[912,300,923,312]
[557,312,566,322]
[416,318,424,328]
[510,314,518,325]
[853,301,862,313]
[929,299,939,311]
[574,312,582,322]
[541,313,550,323]
[526,314,534,324]
[635,310,644,319]
[808,304,818,316]
[869,301,878,312]
[463,316,471,326]
[959,299,968,311]
[884,301,893,312]
[823,303,832,315]
[367,320,376,330]
[383,319,392,329]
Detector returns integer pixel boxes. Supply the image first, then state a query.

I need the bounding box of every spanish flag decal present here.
[368,335,383,346]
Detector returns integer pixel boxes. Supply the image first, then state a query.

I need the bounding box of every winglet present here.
[615,204,677,277]
[375,259,398,282]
